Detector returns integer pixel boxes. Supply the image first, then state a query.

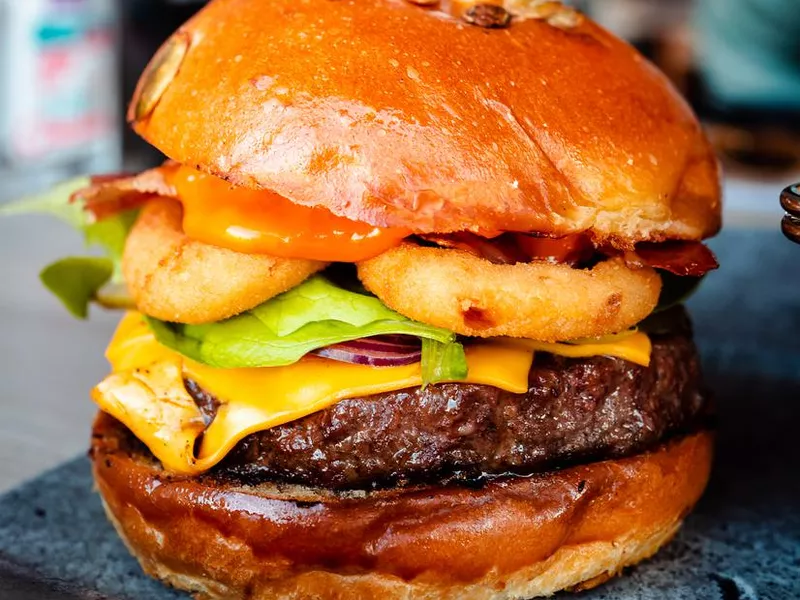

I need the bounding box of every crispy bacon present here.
[627,241,719,277]
[420,233,529,265]
[423,232,717,277]
[72,166,176,221]
[421,232,595,266]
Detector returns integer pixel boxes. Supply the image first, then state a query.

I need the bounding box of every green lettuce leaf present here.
[654,272,704,313]
[421,338,468,386]
[147,276,468,384]
[638,305,689,335]
[84,210,139,281]
[0,179,137,318]
[40,258,114,319]
[0,177,91,228]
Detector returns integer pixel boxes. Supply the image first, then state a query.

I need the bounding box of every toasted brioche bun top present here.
[129,0,721,244]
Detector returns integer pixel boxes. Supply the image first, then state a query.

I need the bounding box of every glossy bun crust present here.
[91,413,712,600]
[129,0,720,245]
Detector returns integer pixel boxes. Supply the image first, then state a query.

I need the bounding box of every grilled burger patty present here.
[164,311,709,490]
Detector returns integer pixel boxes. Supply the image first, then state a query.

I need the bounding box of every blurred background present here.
[0,0,797,491]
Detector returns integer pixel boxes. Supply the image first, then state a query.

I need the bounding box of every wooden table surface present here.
[0,174,792,494]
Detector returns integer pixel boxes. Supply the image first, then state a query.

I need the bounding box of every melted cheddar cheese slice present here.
[93,312,652,475]
[502,333,652,368]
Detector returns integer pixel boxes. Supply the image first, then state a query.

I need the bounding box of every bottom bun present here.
[91,414,712,600]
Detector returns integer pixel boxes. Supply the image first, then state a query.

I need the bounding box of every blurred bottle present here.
[0,0,122,202]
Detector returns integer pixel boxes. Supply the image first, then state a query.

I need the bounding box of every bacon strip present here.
[420,233,529,265]
[628,241,719,277]
[72,166,176,221]
[423,232,718,277]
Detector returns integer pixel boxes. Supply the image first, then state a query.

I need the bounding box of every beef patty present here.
[178,311,710,490]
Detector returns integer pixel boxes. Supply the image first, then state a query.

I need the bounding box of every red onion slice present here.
[312,336,422,367]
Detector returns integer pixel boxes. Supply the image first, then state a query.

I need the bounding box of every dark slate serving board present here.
[1,229,799,600]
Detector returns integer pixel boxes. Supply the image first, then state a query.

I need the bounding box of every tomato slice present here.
[170,166,410,262]
[515,233,595,265]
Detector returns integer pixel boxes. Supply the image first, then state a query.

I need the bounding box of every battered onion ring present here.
[123,199,326,324]
[358,244,661,341]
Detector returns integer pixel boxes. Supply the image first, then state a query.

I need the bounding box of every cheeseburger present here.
[5,0,722,598]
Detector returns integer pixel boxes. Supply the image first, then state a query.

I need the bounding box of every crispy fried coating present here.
[358,245,661,341]
[123,199,326,323]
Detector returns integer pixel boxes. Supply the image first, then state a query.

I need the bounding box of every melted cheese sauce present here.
[170,166,410,261]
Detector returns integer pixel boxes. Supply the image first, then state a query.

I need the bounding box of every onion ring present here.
[123,199,326,324]
[357,244,661,341]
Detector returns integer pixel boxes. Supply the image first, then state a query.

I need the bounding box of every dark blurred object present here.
[701,119,800,176]
[120,0,207,168]
[780,184,800,244]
